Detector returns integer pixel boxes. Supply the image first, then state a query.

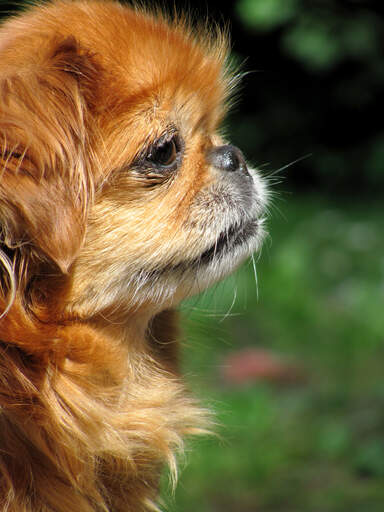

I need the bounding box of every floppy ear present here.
[0,37,98,273]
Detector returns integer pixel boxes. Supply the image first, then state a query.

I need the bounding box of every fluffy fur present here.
[0,1,267,510]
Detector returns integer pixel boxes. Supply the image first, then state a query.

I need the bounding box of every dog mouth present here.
[152,217,262,275]
[126,216,264,299]
[194,217,262,267]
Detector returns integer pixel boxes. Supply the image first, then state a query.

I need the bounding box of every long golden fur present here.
[0,1,267,510]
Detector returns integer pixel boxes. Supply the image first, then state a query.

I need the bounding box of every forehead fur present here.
[0,0,232,126]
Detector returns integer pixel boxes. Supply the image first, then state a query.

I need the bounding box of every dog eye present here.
[147,136,179,169]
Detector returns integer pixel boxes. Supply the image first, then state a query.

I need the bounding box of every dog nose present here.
[208,145,249,175]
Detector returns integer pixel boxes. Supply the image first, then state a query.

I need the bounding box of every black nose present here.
[208,144,249,175]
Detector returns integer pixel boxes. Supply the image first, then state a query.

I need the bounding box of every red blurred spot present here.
[221,348,304,386]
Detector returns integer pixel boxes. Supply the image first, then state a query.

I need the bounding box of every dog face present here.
[0,0,267,321]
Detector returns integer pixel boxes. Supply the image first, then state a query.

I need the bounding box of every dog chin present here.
[137,223,265,309]
[83,214,266,317]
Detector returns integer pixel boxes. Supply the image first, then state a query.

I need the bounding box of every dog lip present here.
[198,217,260,265]
[151,218,261,276]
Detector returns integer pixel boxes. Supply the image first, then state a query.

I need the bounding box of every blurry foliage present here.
[229,0,384,194]
[237,0,379,70]
[236,0,299,32]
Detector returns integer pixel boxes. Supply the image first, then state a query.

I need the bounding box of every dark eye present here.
[147,136,179,169]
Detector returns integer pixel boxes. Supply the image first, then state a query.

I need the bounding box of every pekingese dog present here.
[0,1,268,510]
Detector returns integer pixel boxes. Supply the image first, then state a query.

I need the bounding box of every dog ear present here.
[0,37,98,274]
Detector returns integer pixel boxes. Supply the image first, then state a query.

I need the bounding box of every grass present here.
[161,194,384,512]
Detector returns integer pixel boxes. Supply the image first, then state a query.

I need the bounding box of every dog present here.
[0,1,268,510]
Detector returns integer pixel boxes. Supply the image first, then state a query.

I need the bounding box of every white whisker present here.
[251,252,259,301]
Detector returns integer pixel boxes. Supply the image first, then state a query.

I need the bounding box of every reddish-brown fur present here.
[0,1,257,510]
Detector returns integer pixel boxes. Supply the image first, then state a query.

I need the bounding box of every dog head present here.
[0,0,268,324]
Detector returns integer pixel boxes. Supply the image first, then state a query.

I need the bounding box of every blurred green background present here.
[165,0,384,510]
[2,0,383,510]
